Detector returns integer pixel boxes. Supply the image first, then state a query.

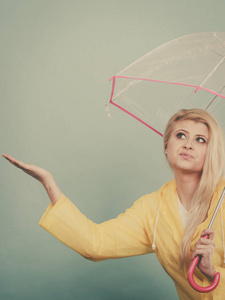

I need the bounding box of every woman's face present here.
[166,120,209,175]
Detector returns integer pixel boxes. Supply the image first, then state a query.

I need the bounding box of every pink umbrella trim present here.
[108,75,225,137]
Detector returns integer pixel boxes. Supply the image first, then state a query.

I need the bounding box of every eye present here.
[196,137,206,143]
[176,132,186,139]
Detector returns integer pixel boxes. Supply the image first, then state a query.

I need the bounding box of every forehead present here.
[173,120,209,137]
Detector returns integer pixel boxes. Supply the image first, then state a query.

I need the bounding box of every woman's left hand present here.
[191,229,216,281]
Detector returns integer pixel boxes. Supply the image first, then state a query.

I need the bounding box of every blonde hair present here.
[164,108,225,271]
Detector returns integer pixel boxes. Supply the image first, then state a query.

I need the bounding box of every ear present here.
[164,145,168,154]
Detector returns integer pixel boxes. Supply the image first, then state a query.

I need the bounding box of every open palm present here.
[2,154,52,184]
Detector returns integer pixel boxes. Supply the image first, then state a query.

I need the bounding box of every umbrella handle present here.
[187,235,220,293]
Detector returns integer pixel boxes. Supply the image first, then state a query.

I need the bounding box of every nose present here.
[183,140,193,150]
[184,145,192,150]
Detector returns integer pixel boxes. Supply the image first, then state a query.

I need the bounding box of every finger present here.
[197,237,215,246]
[2,153,13,160]
[200,229,215,240]
[191,243,215,259]
[191,249,210,260]
[192,247,214,259]
[2,154,29,170]
[194,242,215,252]
[3,154,23,165]
[2,154,18,163]
[192,241,215,257]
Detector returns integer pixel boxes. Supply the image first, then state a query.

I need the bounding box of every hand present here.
[191,229,216,281]
[2,154,52,185]
[2,154,62,205]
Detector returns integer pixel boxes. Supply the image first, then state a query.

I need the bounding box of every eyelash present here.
[176,133,206,143]
[176,132,185,139]
[196,137,206,143]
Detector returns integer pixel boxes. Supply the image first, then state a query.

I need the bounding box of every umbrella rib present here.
[197,56,225,90]
[214,32,225,47]
[206,86,225,110]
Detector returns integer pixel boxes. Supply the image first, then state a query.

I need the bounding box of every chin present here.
[173,163,203,174]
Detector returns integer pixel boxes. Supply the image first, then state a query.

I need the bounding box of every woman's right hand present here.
[2,154,62,205]
[2,154,52,185]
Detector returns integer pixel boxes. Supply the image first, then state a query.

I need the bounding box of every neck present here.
[174,170,201,211]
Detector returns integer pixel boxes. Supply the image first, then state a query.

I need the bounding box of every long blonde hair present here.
[164,108,225,271]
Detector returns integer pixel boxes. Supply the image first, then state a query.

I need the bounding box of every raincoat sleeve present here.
[39,194,153,261]
[211,265,225,298]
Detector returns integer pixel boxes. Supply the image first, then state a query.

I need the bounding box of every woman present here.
[3,109,225,299]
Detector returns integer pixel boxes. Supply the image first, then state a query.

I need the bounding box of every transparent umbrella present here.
[107,32,225,137]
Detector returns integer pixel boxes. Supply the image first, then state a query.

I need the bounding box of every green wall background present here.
[1,1,224,299]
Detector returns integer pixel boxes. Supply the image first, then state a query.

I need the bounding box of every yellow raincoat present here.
[39,180,225,299]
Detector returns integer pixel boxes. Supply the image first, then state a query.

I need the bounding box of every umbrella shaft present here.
[208,187,225,229]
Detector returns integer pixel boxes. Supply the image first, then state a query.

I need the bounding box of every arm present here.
[42,176,62,205]
[39,193,152,261]
[3,154,153,260]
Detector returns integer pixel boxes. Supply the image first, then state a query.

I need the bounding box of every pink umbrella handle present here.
[187,188,225,292]
[187,256,220,292]
[187,235,220,292]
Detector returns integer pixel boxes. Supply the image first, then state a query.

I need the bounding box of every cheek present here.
[198,146,208,165]
[166,139,179,155]
[203,149,208,163]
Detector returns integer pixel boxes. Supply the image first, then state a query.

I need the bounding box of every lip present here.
[179,152,194,159]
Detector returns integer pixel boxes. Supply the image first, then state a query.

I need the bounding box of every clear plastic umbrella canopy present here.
[107,32,225,136]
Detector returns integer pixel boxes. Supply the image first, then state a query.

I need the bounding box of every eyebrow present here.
[175,129,209,140]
